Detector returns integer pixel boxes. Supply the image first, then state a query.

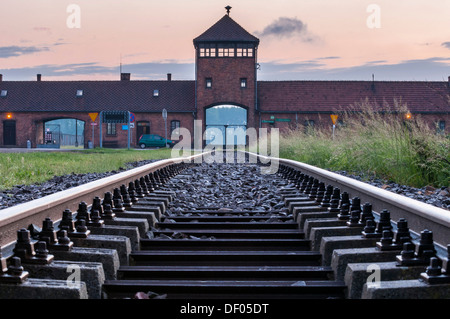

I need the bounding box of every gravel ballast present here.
[0,158,448,211]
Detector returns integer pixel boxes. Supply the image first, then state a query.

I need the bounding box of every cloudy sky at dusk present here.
[1,0,449,81]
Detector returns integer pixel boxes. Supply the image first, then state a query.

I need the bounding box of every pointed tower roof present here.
[193,14,260,45]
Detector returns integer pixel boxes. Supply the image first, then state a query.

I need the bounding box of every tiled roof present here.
[257,81,450,114]
[193,15,259,44]
[1,79,448,115]
[0,80,195,113]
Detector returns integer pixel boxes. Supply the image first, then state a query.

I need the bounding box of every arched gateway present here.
[205,104,247,145]
[43,118,85,148]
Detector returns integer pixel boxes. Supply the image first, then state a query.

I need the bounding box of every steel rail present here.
[0,152,203,248]
[245,151,450,250]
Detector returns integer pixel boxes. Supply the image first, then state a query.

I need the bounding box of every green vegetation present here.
[0,148,175,190]
[277,102,450,188]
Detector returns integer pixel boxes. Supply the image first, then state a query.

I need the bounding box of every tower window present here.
[76,90,83,97]
[199,43,216,57]
[0,90,7,97]
[217,44,235,57]
[205,78,212,89]
[240,78,247,88]
[153,89,159,97]
[237,44,254,57]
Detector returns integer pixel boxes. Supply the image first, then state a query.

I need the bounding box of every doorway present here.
[137,121,150,144]
[3,120,16,145]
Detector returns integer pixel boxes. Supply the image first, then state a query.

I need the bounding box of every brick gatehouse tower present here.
[193,6,260,146]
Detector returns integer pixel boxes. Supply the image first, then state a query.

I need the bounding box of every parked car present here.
[138,134,176,148]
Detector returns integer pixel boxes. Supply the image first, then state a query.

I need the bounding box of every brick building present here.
[0,9,449,149]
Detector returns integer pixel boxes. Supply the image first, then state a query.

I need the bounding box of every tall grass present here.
[0,148,173,190]
[278,101,449,188]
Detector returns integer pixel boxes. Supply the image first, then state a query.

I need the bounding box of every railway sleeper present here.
[22,260,105,299]
[128,250,323,267]
[0,277,88,299]
[102,279,347,299]
[128,201,167,216]
[139,238,311,251]
[102,217,149,238]
[150,229,305,239]
[155,222,298,230]
[0,251,90,299]
[113,210,159,227]
[116,265,335,281]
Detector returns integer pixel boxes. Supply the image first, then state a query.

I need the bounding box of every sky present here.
[1,0,449,82]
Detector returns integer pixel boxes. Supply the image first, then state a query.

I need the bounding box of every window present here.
[437,120,446,134]
[199,44,216,57]
[76,90,83,97]
[217,44,235,57]
[170,120,180,140]
[236,44,254,57]
[107,123,116,135]
[153,89,159,97]
[1,90,7,97]
[199,43,254,58]
[205,78,212,89]
[240,78,247,88]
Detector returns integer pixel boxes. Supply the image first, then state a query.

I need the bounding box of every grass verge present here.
[277,102,449,188]
[0,148,175,190]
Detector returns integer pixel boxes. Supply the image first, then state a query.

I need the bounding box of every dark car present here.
[138,134,176,149]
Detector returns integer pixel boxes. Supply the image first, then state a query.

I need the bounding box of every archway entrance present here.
[44,119,85,148]
[205,105,247,146]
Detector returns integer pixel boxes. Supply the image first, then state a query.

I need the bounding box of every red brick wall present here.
[0,112,94,148]
[0,112,194,148]
[259,112,450,135]
[196,57,257,134]
[259,113,328,133]
[132,112,194,146]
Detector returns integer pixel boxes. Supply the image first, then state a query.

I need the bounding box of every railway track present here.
[0,150,448,301]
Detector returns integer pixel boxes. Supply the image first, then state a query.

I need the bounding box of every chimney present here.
[37,74,42,81]
[448,76,450,87]
[0,74,2,82]
[121,73,131,81]
[167,73,172,81]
